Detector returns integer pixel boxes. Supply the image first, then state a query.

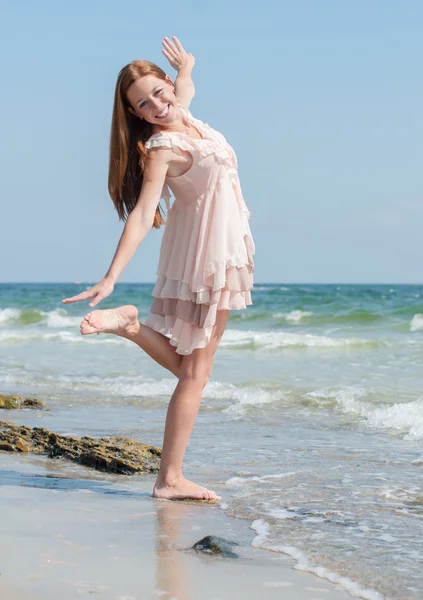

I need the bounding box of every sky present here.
[1,0,422,284]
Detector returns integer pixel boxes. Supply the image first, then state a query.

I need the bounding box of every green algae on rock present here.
[0,394,48,410]
[0,420,161,475]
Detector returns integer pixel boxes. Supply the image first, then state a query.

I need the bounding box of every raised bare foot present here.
[153,476,221,502]
[80,305,140,337]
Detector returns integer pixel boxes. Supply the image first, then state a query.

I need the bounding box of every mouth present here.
[156,104,170,119]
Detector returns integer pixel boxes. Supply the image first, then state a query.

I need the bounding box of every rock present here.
[0,394,48,410]
[0,421,161,475]
[191,535,240,558]
[22,398,48,409]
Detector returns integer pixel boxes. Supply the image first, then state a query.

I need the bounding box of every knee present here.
[179,368,211,390]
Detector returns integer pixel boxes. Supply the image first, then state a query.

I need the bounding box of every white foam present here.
[221,329,375,350]
[366,400,423,441]
[286,310,313,322]
[0,308,21,324]
[0,366,279,410]
[272,310,313,323]
[44,309,81,328]
[0,316,376,352]
[250,520,383,600]
[250,518,270,546]
[0,330,126,345]
[410,314,423,331]
[226,472,299,488]
[213,381,283,414]
[0,307,82,327]
[306,387,423,441]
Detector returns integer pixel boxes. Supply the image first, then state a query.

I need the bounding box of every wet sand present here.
[0,453,354,600]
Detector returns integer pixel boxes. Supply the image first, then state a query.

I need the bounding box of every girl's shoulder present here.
[145,130,195,153]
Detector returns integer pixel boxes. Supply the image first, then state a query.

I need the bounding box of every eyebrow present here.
[138,85,161,105]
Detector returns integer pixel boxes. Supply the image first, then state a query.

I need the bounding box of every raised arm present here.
[62,148,173,307]
[162,36,195,109]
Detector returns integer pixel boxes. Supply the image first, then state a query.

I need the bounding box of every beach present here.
[1,282,423,599]
[0,451,357,600]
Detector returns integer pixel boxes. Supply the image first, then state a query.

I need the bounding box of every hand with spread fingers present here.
[162,36,195,73]
[62,278,114,308]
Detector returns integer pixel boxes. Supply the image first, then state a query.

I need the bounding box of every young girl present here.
[63,37,255,501]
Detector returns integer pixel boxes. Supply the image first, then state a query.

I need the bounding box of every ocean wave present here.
[0,308,81,328]
[308,310,385,326]
[226,472,299,489]
[220,329,380,350]
[271,309,397,327]
[272,310,313,323]
[393,305,423,317]
[305,387,423,441]
[1,306,420,333]
[0,370,176,397]
[410,314,423,331]
[0,325,379,351]
[250,520,382,600]
[0,308,22,324]
[0,368,278,409]
[0,330,124,345]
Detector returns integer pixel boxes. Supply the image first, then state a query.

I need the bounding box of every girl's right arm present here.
[62,148,172,307]
[162,36,195,109]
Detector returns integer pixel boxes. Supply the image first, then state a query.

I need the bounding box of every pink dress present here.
[144,105,255,355]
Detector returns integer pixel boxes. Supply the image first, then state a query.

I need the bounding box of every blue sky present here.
[1,0,422,283]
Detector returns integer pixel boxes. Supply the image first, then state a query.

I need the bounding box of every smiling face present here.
[126,74,179,130]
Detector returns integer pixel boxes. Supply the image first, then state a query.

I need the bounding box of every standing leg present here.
[153,309,230,501]
[79,305,182,377]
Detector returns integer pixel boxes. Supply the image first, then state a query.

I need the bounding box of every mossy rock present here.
[0,420,161,475]
[0,394,48,410]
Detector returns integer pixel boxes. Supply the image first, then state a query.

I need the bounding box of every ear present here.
[165,74,174,87]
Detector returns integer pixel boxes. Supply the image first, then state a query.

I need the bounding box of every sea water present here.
[0,282,422,600]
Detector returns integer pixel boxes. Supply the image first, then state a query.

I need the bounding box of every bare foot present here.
[153,476,221,502]
[80,305,140,337]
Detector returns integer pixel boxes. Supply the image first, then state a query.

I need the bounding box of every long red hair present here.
[108,60,168,228]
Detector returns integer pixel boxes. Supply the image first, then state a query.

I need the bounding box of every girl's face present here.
[126,75,177,128]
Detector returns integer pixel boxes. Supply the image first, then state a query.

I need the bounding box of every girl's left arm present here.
[162,36,195,109]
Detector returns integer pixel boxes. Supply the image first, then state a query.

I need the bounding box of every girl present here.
[63,37,255,501]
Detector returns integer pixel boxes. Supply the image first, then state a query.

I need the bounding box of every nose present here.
[150,98,163,113]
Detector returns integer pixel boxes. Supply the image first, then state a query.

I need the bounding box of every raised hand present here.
[162,36,195,73]
[62,278,114,308]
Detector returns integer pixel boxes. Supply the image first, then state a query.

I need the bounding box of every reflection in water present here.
[154,501,191,600]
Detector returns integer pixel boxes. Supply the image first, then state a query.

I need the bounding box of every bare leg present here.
[80,305,230,500]
[153,309,230,501]
[80,305,182,377]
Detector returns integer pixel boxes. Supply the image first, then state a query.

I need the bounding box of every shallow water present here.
[1,282,422,599]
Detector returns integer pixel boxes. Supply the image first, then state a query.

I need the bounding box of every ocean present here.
[1,282,422,600]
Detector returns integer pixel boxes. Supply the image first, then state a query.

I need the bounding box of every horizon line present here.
[0,281,422,286]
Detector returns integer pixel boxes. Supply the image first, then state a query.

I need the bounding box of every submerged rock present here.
[0,394,48,410]
[191,535,240,558]
[0,420,161,475]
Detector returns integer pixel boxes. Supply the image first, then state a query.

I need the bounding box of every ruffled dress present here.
[143,105,255,355]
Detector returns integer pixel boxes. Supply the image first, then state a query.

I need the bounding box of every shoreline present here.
[0,452,355,600]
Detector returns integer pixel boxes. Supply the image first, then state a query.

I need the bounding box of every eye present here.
[140,101,147,108]
[155,89,163,96]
